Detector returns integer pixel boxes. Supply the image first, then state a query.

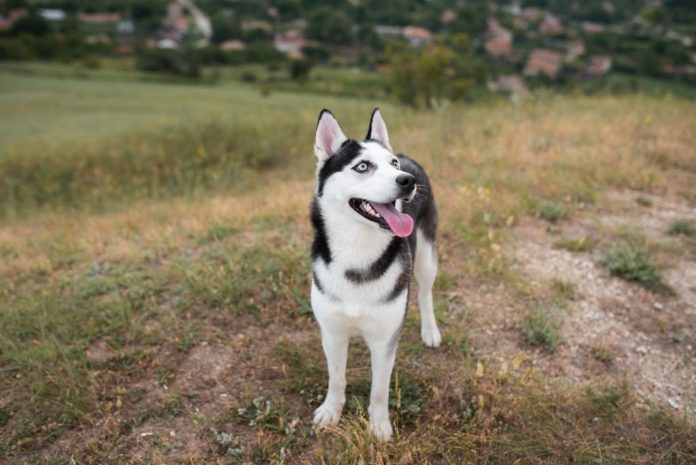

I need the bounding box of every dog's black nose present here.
[396,174,415,189]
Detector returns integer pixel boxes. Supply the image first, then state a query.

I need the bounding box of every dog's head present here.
[313,108,415,238]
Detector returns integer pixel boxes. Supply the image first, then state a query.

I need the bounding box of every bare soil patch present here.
[509,190,696,416]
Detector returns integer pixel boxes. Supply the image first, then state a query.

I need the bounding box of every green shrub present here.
[521,308,562,352]
[601,246,672,294]
[668,219,695,237]
[289,59,313,82]
[554,236,591,252]
[537,201,568,223]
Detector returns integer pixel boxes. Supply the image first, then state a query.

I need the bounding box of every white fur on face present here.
[320,141,406,228]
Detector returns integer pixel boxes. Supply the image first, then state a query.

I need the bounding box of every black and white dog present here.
[310,108,440,441]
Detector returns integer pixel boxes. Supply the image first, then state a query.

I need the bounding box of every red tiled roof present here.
[79,12,121,23]
[524,49,563,79]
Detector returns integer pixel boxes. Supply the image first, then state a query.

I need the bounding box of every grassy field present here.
[1,63,695,464]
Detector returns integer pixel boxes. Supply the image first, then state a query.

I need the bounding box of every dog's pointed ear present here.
[315,109,347,162]
[366,108,392,152]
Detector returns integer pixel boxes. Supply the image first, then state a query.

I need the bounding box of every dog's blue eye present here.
[354,162,369,173]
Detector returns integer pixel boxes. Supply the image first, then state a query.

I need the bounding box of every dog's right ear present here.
[315,109,347,162]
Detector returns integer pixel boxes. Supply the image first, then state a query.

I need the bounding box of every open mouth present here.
[349,198,414,238]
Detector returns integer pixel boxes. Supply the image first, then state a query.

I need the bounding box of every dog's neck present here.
[316,198,393,270]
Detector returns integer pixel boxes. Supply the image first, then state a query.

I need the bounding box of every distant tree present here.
[242,27,272,44]
[211,12,241,44]
[136,47,201,79]
[274,0,301,19]
[306,6,354,44]
[388,33,486,107]
[289,58,313,81]
[302,45,331,63]
[243,43,285,63]
[453,4,489,36]
[663,0,696,24]
[639,5,664,24]
[10,14,51,36]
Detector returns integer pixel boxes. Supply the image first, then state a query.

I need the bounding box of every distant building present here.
[157,38,178,49]
[501,2,522,17]
[521,7,544,21]
[274,34,317,55]
[486,16,513,57]
[0,8,27,30]
[586,55,612,75]
[441,9,456,25]
[489,74,532,100]
[117,18,135,35]
[582,22,606,34]
[167,1,188,36]
[524,49,563,79]
[540,13,562,35]
[661,64,696,76]
[487,17,509,37]
[402,26,432,47]
[374,25,402,37]
[39,9,66,22]
[566,40,586,61]
[241,20,272,32]
[79,12,121,24]
[486,36,512,57]
[220,40,245,52]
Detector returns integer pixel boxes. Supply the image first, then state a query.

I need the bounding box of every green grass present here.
[590,346,615,366]
[668,219,695,237]
[601,245,673,294]
[536,200,568,223]
[521,307,562,352]
[554,236,592,253]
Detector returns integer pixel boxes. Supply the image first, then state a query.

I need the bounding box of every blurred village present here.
[1,0,694,101]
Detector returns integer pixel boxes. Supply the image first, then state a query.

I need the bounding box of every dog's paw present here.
[421,326,441,348]
[313,401,341,428]
[369,418,393,442]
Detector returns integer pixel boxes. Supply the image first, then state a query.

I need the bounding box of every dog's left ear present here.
[366,108,393,152]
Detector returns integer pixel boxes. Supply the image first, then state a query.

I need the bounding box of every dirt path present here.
[506,190,696,415]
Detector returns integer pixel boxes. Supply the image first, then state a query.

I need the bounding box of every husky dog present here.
[310,108,440,441]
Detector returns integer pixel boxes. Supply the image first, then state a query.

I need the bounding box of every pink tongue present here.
[370,202,414,238]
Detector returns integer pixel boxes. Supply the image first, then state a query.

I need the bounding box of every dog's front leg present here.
[313,328,349,429]
[367,340,397,441]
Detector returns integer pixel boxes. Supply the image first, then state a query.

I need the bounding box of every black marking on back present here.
[317,140,363,197]
[345,237,406,284]
[310,198,331,264]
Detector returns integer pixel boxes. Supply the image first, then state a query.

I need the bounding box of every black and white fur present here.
[310,108,440,441]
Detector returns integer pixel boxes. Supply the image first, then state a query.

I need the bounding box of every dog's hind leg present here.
[313,328,349,428]
[413,229,441,347]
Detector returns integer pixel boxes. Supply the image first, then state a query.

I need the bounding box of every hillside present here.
[1,0,694,101]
